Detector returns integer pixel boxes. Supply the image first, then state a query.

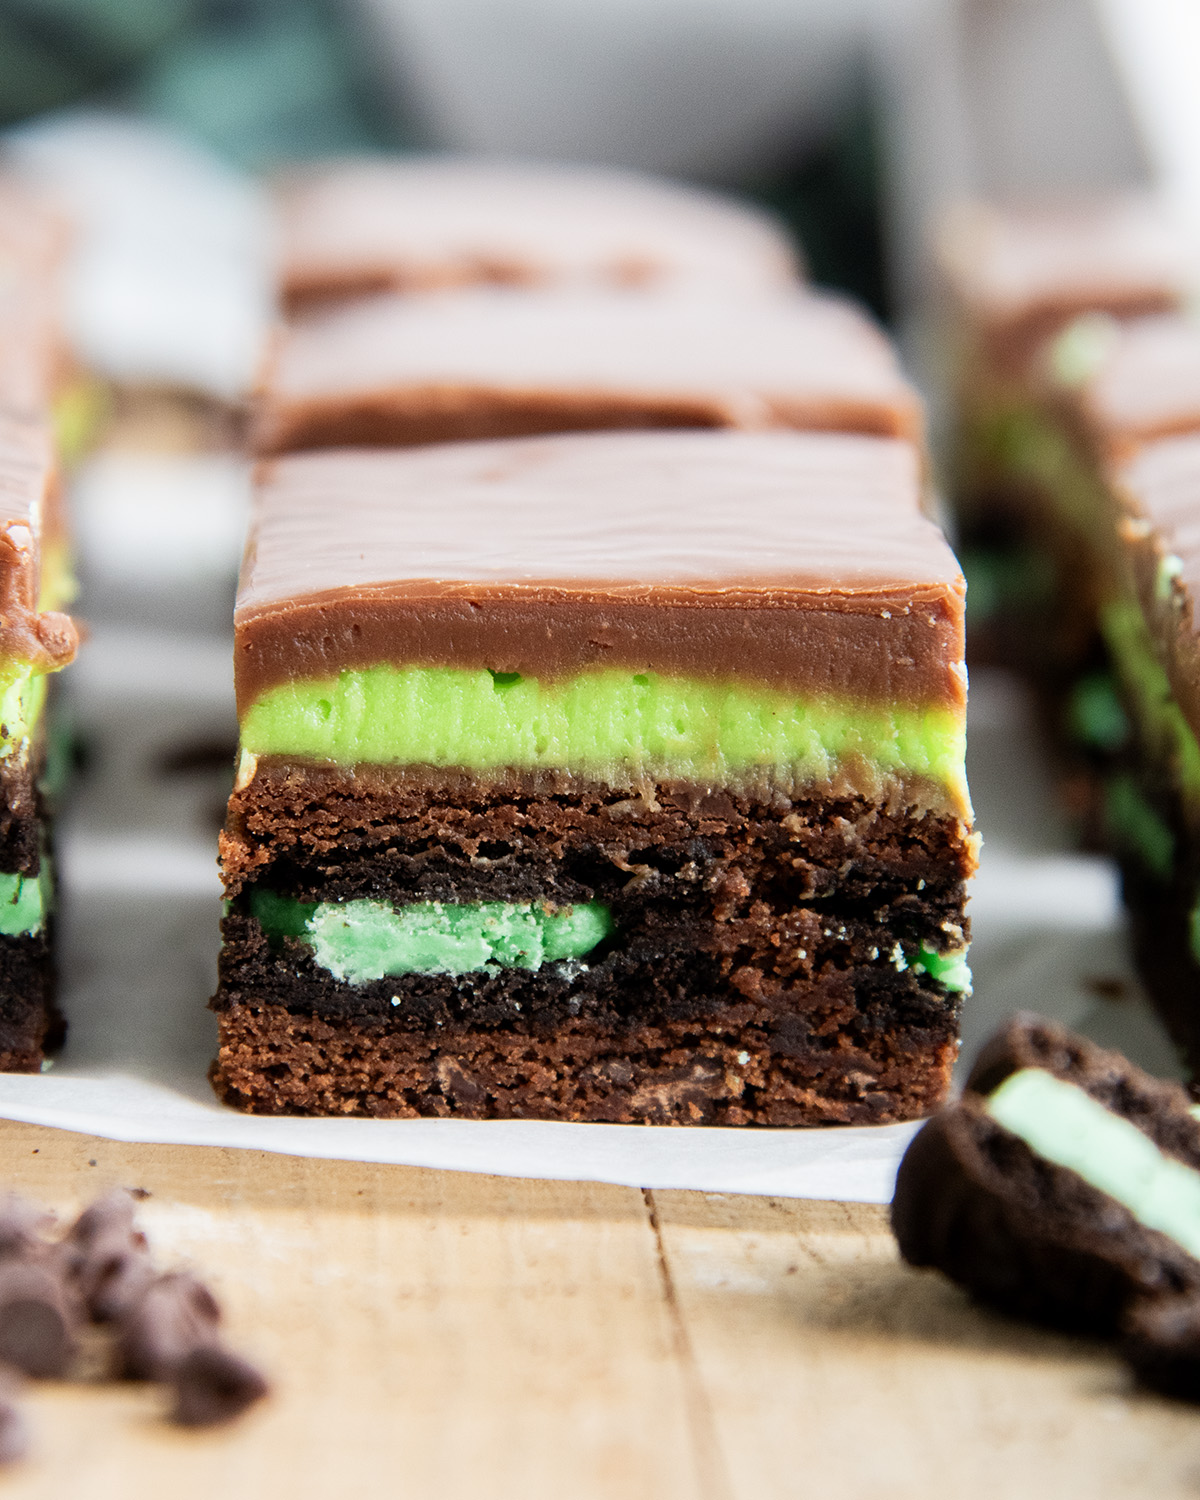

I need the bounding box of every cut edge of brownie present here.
[212,766,972,1124]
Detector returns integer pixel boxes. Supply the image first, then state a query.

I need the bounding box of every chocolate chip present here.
[0,1261,78,1378]
[0,1195,52,1262]
[0,1397,28,1464]
[1123,1294,1200,1401]
[65,1190,153,1322]
[116,1273,220,1383]
[171,1345,269,1427]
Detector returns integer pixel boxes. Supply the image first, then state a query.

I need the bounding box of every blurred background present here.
[0,0,1184,330]
[3,0,1196,1085]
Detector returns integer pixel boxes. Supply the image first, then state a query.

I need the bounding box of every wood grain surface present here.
[0,1117,1195,1498]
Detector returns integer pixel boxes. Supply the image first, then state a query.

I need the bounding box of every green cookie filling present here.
[911,943,972,993]
[249,890,613,985]
[987,1068,1200,1259]
[0,867,48,938]
[239,666,968,805]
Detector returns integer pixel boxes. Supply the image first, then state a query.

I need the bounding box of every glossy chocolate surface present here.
[276,157,800,306]
[254,286,921,455]
[1075,315,1200,461]
[939,196,1191,374]
[236,430,964,710]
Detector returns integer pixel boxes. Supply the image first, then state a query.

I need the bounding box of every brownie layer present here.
[213,763,972,1123]
[211,997,958,1125]
[0,929,60,1073]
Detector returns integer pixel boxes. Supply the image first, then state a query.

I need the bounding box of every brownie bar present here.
[935,196,1191,677]
[252,287,921,456]
[214,429,974,1123]
[1093,434,1200,1075]
[0,413,77,1070]
[275,157,801,311]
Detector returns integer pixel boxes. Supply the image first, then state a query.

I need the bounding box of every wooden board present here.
[0,1117,1196,1498]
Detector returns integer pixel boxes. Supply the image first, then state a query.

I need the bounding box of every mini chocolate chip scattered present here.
[171,1345,270,1428]
[116,1272,221,1382]
[0,1195,54,1262]
[0,1187,268,1457]
[65,1190,154,1323]
[0,1260,79,1378]
[0,1381,28,1466]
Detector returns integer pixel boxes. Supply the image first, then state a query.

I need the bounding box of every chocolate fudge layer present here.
[276,157,800,311]
[0,414,79,1069]
[214,430,975,1124]
[253,288,921,456]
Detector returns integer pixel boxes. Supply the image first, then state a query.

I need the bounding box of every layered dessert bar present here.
[276,157,801,311]
[253,287,921,455]
[936,195,1191,669]
[212,428,975,1124]
[0,412,78,1068]
[1102,429,1200,1075]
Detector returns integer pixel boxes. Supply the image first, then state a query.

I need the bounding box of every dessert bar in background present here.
[5,116,276,454]
[1105,429,1200,1076]
[253,286,921,455]
[0,413,77,1069]
[213,429,974,1124]
[935,194,1192,680]
[937,298,1200,1076]
[275,157,802,312]
[893,1014,1200,1401]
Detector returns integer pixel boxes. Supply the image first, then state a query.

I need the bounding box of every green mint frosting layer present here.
[0,867,47,937]
[0,668,47,765]
[987,1068,1200,1259]
[239,666,968,803]
[249,890,613,985]
[1100,599,1200,814]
